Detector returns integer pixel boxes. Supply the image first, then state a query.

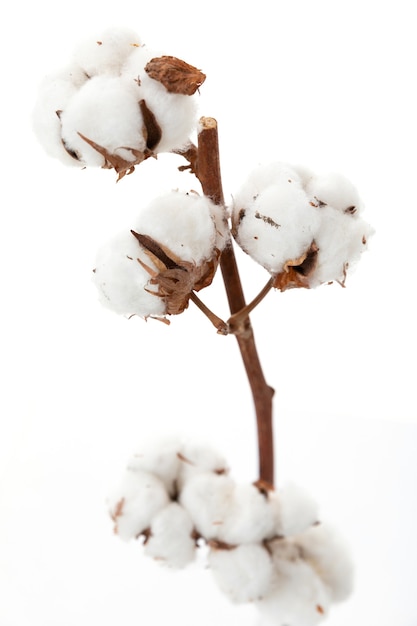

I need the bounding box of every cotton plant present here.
[33,26,374,626]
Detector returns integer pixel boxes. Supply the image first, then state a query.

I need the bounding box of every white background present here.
[1,1,416,624]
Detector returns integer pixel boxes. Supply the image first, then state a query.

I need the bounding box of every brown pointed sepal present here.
[145,56,206,95]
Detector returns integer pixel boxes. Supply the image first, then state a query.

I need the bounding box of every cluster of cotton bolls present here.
[232,162,374,290]
[32,27,205,177]
[92,190,229,319]
[109,436,354,625]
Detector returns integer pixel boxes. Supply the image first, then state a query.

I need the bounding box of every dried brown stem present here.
[189,292,228,335]
[195,117,275,487]
[227,277,274,332]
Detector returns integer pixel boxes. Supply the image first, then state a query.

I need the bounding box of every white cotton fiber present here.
[216,483,276,544]
[305,172,364,214]
[92,229,166,319]
[32,66,88,165]
[257,556,331,626]
[313,206,374,286]
[72,27,141,77]
[180,472,235,540]
[134,191,229,264]
[233,181,320,274]
[144,502,196,568]
[278,482,320,536]
[176,440,228,490]
[59,75,146,167]
[296,523,354,602]
[127,436,182,497]
[107,469,170,541]
[209,543,274,603]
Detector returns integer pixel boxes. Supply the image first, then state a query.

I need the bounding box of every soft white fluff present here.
[144,502,196,568]
[107,469,170,541]
[72,27,141,77]
[133,191,229,264]
[180,472,235,540]
[305,172,364,214]
[278,482,320,536]
[215,483,276,544]
[209,543,274,603]
[258,549,331,626]
[127,436,182,497]
[176,440,229,490]
[92,229,166,319]
[295,523,354,602]
[59,75,146,167]
[32,66,88,165]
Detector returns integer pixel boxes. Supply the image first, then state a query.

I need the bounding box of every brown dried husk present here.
[131,231,220,315]
[272,241,319,291]
[145,56,206,95]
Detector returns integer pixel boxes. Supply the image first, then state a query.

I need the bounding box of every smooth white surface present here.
[1,1,416,624]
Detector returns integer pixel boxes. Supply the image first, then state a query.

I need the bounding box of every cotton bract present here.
[232,162,373,290]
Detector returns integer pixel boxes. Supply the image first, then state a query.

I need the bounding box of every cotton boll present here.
[233,181,320,274]
[92,229,166,319]
[208,543,274,603]
[217,483,276,544]
[108,469,170,541]
[257,555,331,626]
[127,436,182,497]
[305,172,364,215]
[59,75,146,167]
[32,66,89,165]
[278,482,320,536]
[180,472,235,540]
[296,523,354,602]
[144,502,196,568]
[134,191,229,264]
[313,206,374,286]
[72,27,142,77]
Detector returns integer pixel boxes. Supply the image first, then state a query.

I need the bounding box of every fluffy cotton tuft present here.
[180,472,235,540]
[278,482,320,536]
[208,543,274,603]
[59,75,146,166]
[127,436,182,497]
[92,229,166,319]
[295,523,354,602]
[232,161,373,289]
[72,27,141,77]
[133,191,229,264]
[108,469,170,541]
[257,554,332,626]
[215,483,276,544]
[144,502,196,568]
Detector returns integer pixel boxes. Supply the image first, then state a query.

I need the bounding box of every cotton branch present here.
[195,117,275,487]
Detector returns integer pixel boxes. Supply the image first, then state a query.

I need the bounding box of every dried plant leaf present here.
[77,132,149,181]
[145,56,206,95]
[273,241,319,291]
